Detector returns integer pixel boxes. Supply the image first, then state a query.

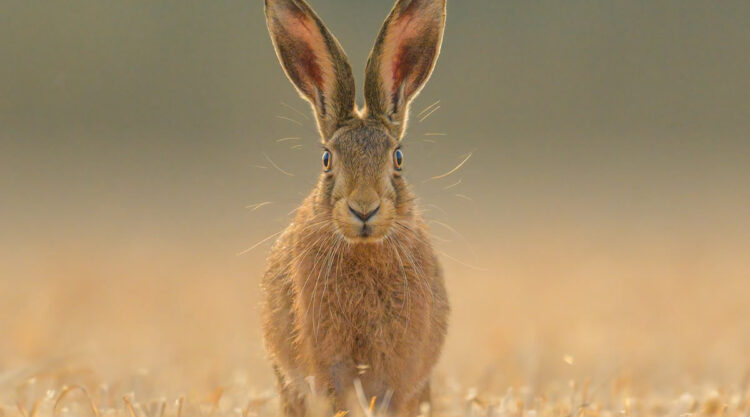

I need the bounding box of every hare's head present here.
[265,0,446,242]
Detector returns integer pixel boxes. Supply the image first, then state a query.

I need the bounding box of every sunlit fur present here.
[262,0,448,415]
[262,117,449,416]
[327,121,405,243]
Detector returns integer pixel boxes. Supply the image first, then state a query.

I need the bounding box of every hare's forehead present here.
[329,127,395,164]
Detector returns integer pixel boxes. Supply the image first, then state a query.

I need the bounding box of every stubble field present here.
[2,233,748,417]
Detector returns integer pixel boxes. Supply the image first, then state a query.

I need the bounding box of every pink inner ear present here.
[381,6,429,97]
[278,7,331,94]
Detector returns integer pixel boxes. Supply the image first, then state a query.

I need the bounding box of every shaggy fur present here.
[262,0,448,415]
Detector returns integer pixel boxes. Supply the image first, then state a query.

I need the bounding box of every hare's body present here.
[262,188,448,414]
[260,0,449,414]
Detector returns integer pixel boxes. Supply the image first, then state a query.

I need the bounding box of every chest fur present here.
[291,241,434,356]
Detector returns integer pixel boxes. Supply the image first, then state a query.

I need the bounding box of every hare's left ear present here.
[265,0,356,140]
[364,0,447,139]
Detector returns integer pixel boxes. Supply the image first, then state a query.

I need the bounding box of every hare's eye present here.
[393,149,404,170]
[322,151,332,172]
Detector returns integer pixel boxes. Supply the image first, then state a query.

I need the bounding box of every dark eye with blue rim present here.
[322,150,332,171]
[394,149,404,170]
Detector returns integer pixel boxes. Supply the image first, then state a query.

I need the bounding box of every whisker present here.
[423,139,437,144]
[417,100,441,118]
[393,222,430,247]
[333,236,351,327]
[263,152,295,177]
[430,234,452,243]
[424,132,447,136]
[276,137,301,143]
[436,249,488,271]
[426,203,448,216]
[281,102,310,120]
[266,226,330,283]
[427,220,464,241]
[455,193,474,202]
[252,165,269,169]
[237,230,283,256]
[287,207,300,216]
[306,235,338,343]
[395,238,424,278]
[386,236,411,331]
[297,238,332,306]
[297,218,334,235]
[275,115,303,126]
[418,106,441,123]
[426,219,479,261]
[317,236,342,339]
[246,201,274,211]
[390,231,432,310]
[426,152,472,181]
[300,231,336,296]
[443,179,462,190]
[290,144,304,150]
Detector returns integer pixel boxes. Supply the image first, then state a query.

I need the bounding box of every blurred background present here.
[1,0,749,396]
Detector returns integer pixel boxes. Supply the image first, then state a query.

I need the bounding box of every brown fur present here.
[262,0,448,415]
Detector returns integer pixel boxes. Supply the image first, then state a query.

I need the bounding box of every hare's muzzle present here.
[332,191,394,243]
[348,202,380,223]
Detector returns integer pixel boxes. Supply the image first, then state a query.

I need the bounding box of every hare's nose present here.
[348,202,380,223]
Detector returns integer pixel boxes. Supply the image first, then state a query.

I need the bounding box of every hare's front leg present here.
[311,359,387,413]
[392,382,432,417]
[273,365,307,417]
[309,360,358,412]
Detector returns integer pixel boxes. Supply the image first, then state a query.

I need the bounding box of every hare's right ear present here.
[364,0,447,139]
[265,0,356,140]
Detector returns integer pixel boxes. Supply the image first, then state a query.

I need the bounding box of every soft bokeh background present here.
[1,0,749,399]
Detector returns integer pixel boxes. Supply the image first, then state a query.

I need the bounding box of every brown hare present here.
[261,0,449,415]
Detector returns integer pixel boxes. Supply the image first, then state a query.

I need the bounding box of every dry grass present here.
[1,237,748,417]
[2,365,749,417]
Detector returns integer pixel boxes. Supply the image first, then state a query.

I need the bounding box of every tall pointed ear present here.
[364,0,447,138]
[265,0,356,140]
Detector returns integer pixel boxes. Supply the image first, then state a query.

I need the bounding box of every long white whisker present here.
[418,105,441,123]
[276,137,301,143]
[425,152,472,181]
[390,228,431,302]
[443,179,462,190]
[390,224,436,308]
[317,236,342,340]
[281,102,310,120]
[299,233,336,295]
[435,249,488,271]
[306,235,338,342]
[275,115,303,126]
[427,219,480,262]
[333,236,352,327]
[417,100,441,118]
[238,230,283,256]
[246,201,274,211]
[263,152,295,177]
[386,236,411,336]
[267,227,330,284]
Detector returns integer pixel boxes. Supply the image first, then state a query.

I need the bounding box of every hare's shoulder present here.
[262,224,299,288]
[260,224,303,377]
[262,199,321,284]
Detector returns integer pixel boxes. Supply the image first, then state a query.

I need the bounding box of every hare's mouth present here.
[336,220,391,244]
[333,202,394,244]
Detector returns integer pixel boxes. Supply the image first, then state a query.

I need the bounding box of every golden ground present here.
[1,236,748,417]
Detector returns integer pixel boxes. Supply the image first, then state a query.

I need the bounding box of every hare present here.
[261,0,449,415]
